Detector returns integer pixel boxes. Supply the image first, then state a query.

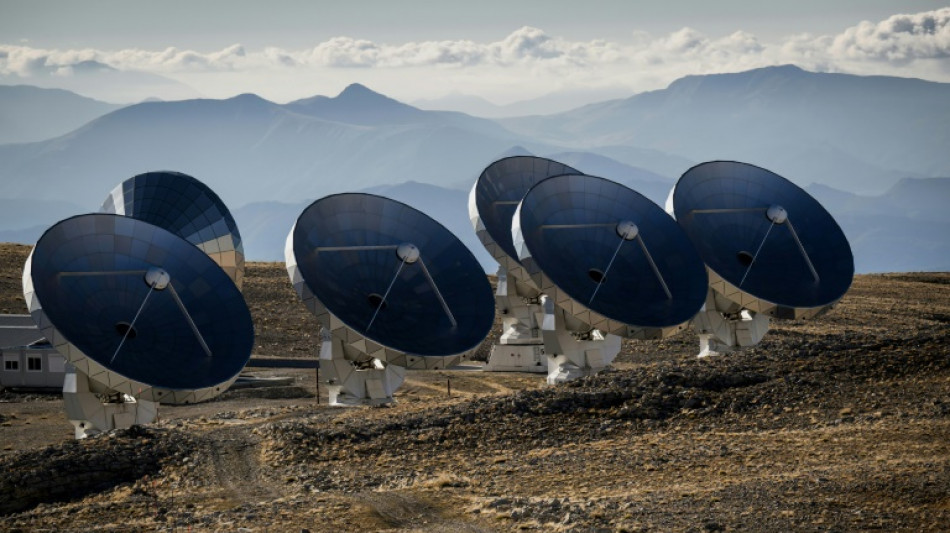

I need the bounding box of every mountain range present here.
[502,65,950,195]
[0,85,542,209]
[412,86,631,118]
[0,85,121,144]
[0,60,199,104]
[0,65,947,273]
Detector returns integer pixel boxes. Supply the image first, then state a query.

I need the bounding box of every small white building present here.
[0,314,66,390]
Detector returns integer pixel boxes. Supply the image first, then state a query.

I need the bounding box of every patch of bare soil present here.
[0,243,30,314]
[0,243,948,532]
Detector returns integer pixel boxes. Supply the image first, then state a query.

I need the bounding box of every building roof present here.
[0,314,46,349]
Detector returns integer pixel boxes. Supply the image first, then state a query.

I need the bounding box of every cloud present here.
[829,7,950,63]
[0,43,248,77]
[0,26,626,76]
[300,27,588,68]
[109,43,247,71]
[1,8,948,102]
[308,37,382,67]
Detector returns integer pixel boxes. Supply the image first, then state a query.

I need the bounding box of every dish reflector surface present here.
[101,171,245,288]
[671,161,853,317]
[25,214,253,401]
[470,156,580,273]
[289,193,494,361]
[513,174,708,338]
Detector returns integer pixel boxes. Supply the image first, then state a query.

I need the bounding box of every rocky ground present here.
[1,242,948,532]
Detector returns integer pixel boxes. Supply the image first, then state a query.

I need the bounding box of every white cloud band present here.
[1,8,947,92]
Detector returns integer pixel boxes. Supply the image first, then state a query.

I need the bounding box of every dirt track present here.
[1,242,948,532]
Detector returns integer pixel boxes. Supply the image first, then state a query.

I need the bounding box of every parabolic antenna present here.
[24,214,253,413]
[670,161,853,319]
[287,193,494,405]
[469,156,581,281]
[514,173,709,340]
[468,156,581,373]
[668,161,854,357]
[101,171,245,289]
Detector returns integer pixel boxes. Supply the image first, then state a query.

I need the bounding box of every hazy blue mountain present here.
[494,145,535,159]
[231,200,308,262]
[413,86,631,118]
[0,62,200,104]
[807,177,950,225]
[287,83,429,125]
[864,177,950,221]
[412,93,507,118]
[502,65,950,194]
[287,83,517,139]
[548,152,668,183]
[835,213,949,273]
[0,225,49,247]
[585,145,695,181]
[1,69,947,273]
[805,178,950,272]
[0,198,85,247]
[0,85,122,144]
[0,86,543,209]
[0,198,85,230]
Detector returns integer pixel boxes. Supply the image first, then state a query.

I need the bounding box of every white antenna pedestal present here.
[539,295,620,384]
[63,365,157,439]
[318,330,406,406]
[691,289,770,357]
[484,268,547,373]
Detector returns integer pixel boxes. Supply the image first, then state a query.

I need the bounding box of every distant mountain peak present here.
[0,84,122,143]
[71,60,118,73]
[496,145,535,158]
[285,83,425,125]
[338,83,376,96]
[755,64,805,74]
[669,64,810,89]
[219,93,277,111]
[229,92,267,102]
[335,83,405,107]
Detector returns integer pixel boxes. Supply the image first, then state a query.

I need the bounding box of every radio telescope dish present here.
[468,156,580,373]
[101,171,245,288]
[24,214,254,436]
[470,156,580,280]
[514,173,708,340]
[670,161,853,319]
[668,160,854,357]
[287,193,494,405]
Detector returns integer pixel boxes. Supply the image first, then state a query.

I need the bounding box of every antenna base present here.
[538,295,621,384]
[484,344,547,373]
[484,266,547,373]
[543,332,622,385]
[697,334,734,358]
[63,365,158,439]
[690,289,770,358]
[318,334,406,406]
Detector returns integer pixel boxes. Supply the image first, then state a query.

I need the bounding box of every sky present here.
[1,1,948,105]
